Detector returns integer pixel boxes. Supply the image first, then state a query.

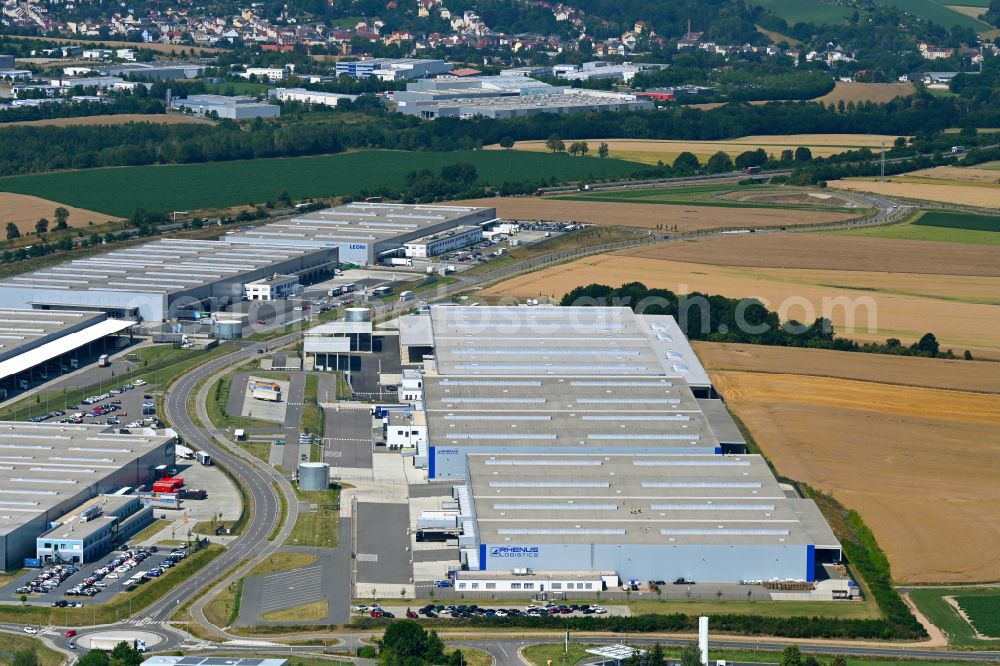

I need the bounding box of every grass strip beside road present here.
[302,373,324,437]
[286,484,340,548]
[127,518,168,544]
[446,647,492,666]
[626,598,880,619]
[0,543,223,626]
[0,630,66,666]
[260,600,329,622]
[204,576,244,629]
[268,480,287,541]
[249,552,318,577]
[185,653,351,666]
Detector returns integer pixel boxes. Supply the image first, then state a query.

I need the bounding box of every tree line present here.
[1,87,995,178]
[560,282,972,360]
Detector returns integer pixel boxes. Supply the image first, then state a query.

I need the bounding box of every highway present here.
[21,192,985,664]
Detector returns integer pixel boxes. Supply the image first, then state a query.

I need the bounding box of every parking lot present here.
[354,601,622,620]
[23,377,161,430]
[2,546,190,605]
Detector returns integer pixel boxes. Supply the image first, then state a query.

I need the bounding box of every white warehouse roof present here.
[0,318,133,384]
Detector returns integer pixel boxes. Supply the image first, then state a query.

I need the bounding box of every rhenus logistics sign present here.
[491,546,539,558]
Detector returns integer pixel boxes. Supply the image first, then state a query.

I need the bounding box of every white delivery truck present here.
[175,445,195,460]
[87,637,146,652]
[195,450,212,466]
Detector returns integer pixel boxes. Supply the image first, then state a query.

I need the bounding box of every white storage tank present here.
[345,307,371,322]
[298,461,330,491]
[215,320,243,339]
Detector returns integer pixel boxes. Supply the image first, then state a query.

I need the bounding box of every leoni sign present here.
[348,243,367,250]
[490,546,540,558]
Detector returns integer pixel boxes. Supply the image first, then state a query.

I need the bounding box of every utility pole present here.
[880,139,886,182]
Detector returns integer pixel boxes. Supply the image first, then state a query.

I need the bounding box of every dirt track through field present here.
[707,368,1000,583]
[448,197,855,231]
[0,192,120,230]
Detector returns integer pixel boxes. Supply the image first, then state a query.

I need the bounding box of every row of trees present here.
[560,283,971,360]
[2,86,994,178]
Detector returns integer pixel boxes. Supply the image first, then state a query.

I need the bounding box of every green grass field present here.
[287,484,340,547]
[908,588,1000,648]
[913,210,1000,232]
[830,210,1000,245]
[557,183,855,211]
[626,599,880,619]
[878,0,992,30]
[0,150,647,217]
[748,0,853,24]
[955,594,1000,637]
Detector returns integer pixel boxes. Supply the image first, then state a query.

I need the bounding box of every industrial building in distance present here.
[0,423,176,570]
[392,73,653,118]
[392,306,840,586]
[0,310,135,396]
[223,202,497,265]
[335,58,452,81]
[0,238,337,322]
[169,94,281,119]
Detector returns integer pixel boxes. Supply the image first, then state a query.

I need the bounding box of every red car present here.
[406,610,418,619]
[370,609,384,618]
[65,630,77,638]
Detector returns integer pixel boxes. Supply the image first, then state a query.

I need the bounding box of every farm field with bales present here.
[482,251,1000,358]
[698,348,1000,584]
[447,195,858,232]
[0,150,647,217]
[490,134,906,165]
[831,210,1000,245]
[0,113,212,128]
[0,192,120,230]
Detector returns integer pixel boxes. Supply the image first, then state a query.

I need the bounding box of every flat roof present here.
[414,306,711,386]
[467,452,840,548]
[0,423,174,538]
[37,493,135,542]
[223,202,496,250]
[439,90,649,112]
[403,225,482,247]
[0,239,321,297]
[0,309,106,362]
[456,569,615,581]
[0,318,133,383]
[423,375,717,451]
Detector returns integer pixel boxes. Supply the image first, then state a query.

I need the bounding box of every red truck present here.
[152,477,184,493]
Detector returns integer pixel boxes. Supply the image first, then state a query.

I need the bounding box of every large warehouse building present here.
[0,239,338,322]
[223,202,497,265]
[0,309,135,396]
[0,422,176,570]
[394,306,838,584]
[460,452,840,583]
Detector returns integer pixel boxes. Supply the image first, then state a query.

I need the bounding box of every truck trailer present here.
[87,637,146,652]
[175,445,195,460]
[252,388,282,401]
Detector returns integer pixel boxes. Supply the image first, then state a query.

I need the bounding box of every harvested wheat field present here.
[447,197,855,231]
[813,81,916,105]
[0,193,119,230]
[707,367,1000,583]
[905,165,1000,184]
[481,254,1000,357]
[694,342,1000,393]
[1,114,212,128]
[625,233,1000,276]
[829,179,1000,207]
[491,134,906,165]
